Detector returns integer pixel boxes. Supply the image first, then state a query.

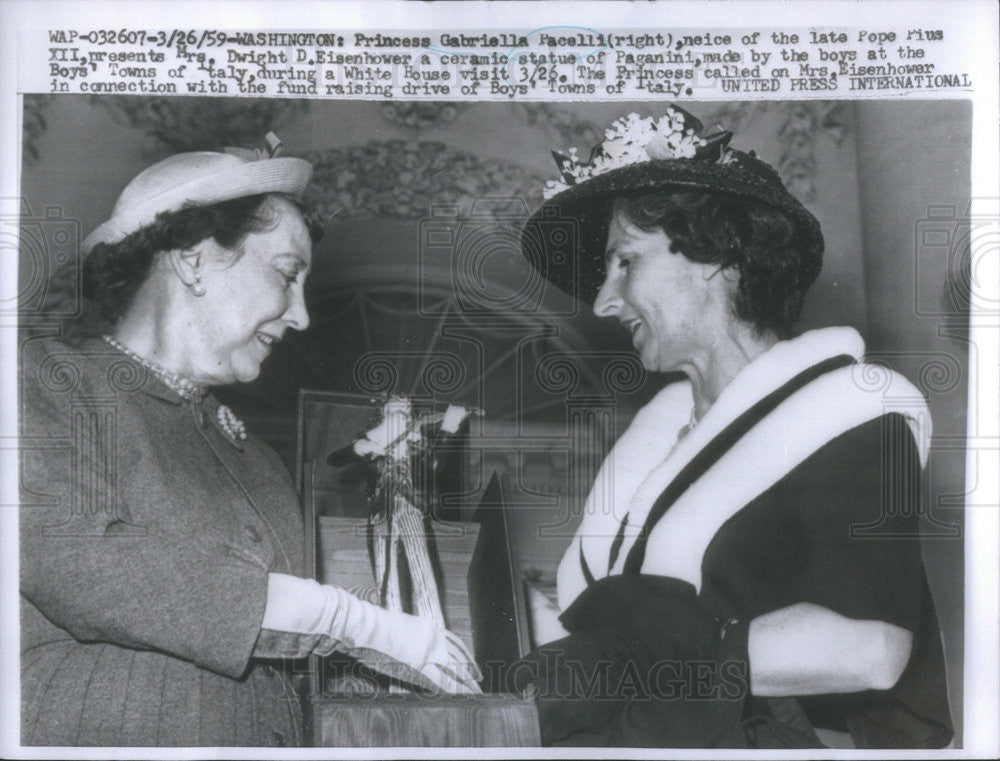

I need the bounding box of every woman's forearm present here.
[747,602,913,697]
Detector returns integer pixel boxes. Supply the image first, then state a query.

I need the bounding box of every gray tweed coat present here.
[20,334,305,746]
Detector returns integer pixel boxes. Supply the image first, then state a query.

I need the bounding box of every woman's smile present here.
[255,331,280,351]
[624,317,643,337]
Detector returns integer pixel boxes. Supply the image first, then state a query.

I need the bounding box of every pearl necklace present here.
[677,407,699,441]
[102,335,206,403]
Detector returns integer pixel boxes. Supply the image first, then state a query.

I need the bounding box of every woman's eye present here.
[279,271,297,287]
[618,257,632,271]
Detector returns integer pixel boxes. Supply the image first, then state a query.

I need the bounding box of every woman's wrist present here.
[261,572,329,634]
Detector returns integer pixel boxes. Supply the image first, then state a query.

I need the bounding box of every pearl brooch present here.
[217,404,247,441]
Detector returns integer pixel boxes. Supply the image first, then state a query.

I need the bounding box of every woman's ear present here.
[704,263,741,303]
[705,263,741,283]
[719,264,741,284]
[166,246,206,297]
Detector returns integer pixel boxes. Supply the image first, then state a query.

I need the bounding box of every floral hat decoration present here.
[521,106,823,304]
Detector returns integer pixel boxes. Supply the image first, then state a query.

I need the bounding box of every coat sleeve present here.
[769,416,953,747]
[19,349,268,679]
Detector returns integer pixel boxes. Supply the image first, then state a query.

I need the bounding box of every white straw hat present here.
[82,132,312,255]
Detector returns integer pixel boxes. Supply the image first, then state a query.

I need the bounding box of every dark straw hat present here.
[521,106,824,304]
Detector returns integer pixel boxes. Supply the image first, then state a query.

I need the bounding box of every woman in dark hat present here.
[519,108,952,749]
[19,136,480,747]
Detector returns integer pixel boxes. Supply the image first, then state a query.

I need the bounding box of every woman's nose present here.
[592,275,621,318]
[285,284,310,331]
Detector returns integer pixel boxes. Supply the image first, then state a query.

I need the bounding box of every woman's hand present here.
[525,581,569,647]
[748,602,914,696]
[356,608,482,695]
[255,573,482,694]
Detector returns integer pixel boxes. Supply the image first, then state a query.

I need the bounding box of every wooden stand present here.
[310,694,539,747]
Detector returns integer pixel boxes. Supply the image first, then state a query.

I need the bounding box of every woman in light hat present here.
[19,136,480,747]
[519,108,952,748]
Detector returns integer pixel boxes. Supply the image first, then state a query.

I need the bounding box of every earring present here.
[190,275,205,297]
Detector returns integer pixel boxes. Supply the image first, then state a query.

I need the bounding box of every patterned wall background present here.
[23,97,849,206]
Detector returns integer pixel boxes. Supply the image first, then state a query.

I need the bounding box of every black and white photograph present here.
[2,1,998,757]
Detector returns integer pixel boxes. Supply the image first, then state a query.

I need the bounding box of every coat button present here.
[244,524,263,543]
[271,730,285,746]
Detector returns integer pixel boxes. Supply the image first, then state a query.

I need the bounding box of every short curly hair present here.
[82,193,323,327]
[613,191,820,337]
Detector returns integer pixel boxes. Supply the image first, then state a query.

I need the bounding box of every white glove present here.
[525,580,570,646]
[255,573,482,694]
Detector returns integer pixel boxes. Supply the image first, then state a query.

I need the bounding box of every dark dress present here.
[19,335,306,746]
[698,412,953,747]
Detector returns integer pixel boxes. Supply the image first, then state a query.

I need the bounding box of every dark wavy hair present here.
[82,193,324,327]
[613,191,819,338]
